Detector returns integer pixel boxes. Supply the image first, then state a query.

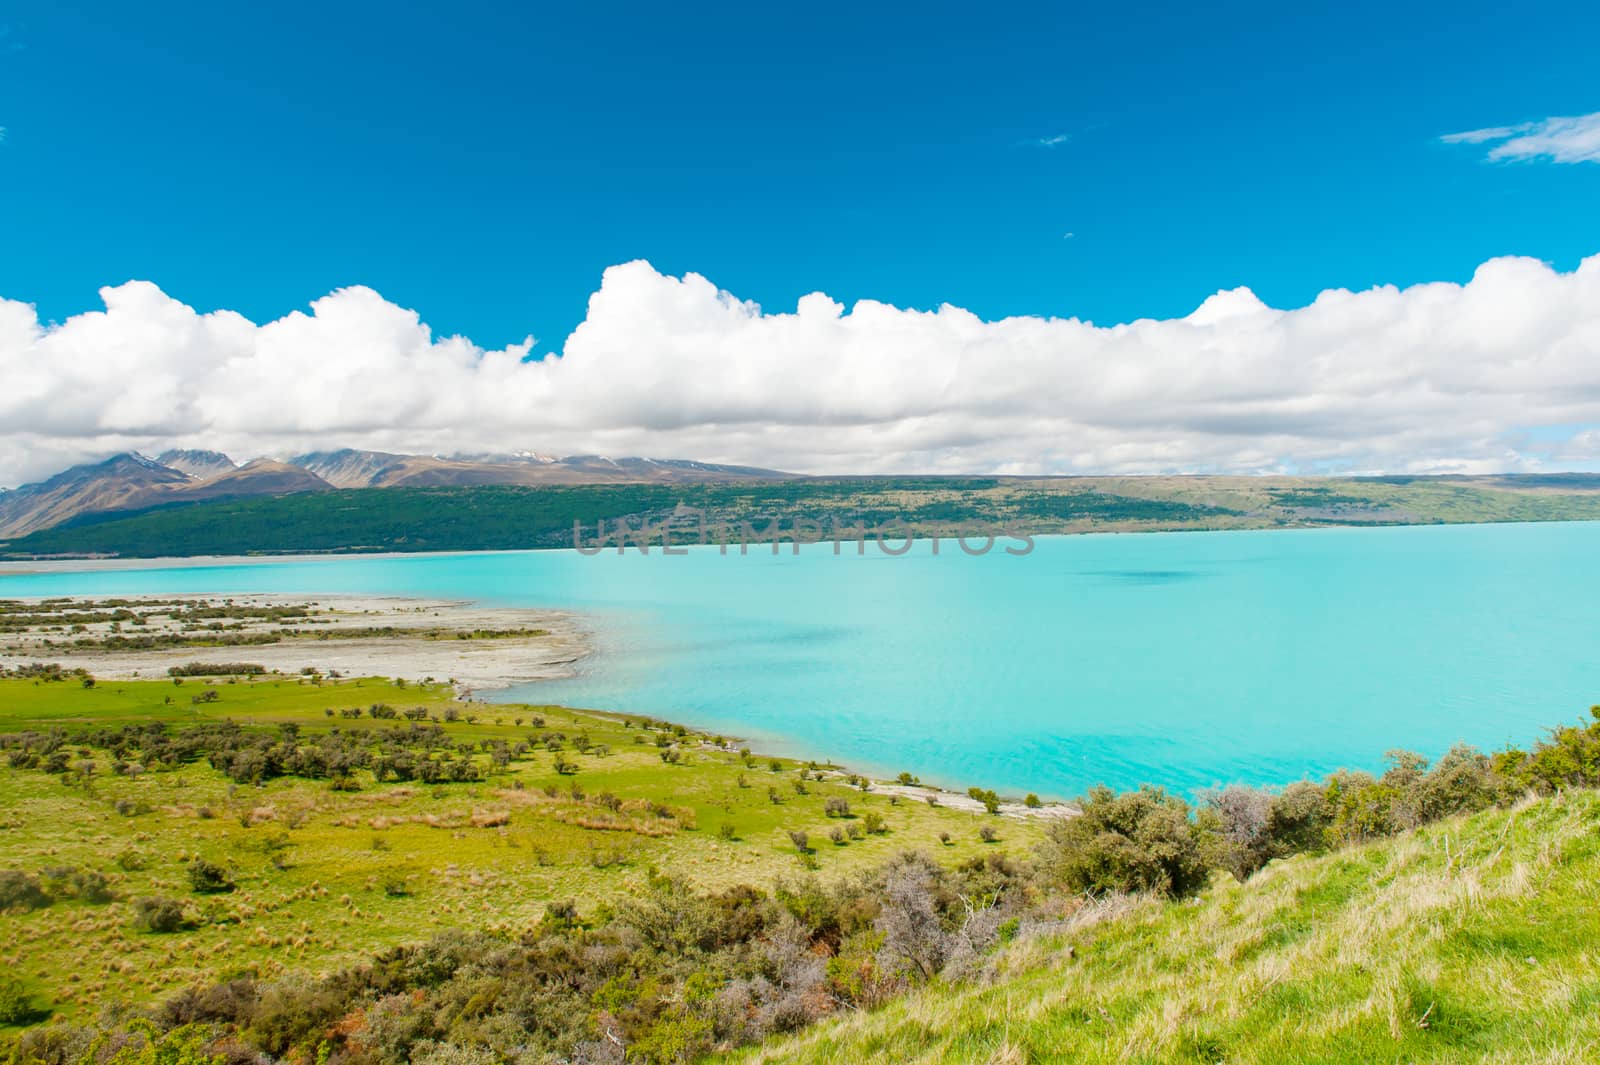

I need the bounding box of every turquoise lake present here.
[3,522,1598,798]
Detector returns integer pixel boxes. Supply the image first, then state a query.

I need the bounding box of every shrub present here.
[383,877,410,898]
[133,895,188,933]
[0,871,50,912]
[968,787,1001,814]
[41,866,112,903]
[1024,793,1042,808]
[876,853,949,979]
[187,860,235,894]
[545,899,578,928]
[979,825,998,843]
[168,662,266,676]
[1324,770,1396,845]
[824,797,851,818]
[1408,744,1499,824]
[1263,780,1333,857]
[0,976,38,1025]
[829,827,846,845]
[1040,785,1209,898]
[1199,783,1276,879]
[862,811,886,834]
[787,830,810,854]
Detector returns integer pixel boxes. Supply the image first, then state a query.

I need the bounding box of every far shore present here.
[0,548,536,575]
[7,517,1599,577]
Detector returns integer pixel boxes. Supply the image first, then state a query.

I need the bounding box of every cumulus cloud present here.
[1442,111,1600,164]
[3,253,1600,486]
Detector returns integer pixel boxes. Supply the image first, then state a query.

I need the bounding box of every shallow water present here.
[4,522,1598,797]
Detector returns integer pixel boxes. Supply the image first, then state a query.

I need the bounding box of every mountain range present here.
[0,449,792,539]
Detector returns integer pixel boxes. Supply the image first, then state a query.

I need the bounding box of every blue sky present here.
[2,0,1597,351]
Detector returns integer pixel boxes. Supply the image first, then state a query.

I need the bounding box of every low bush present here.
[187,860,235,894]
[167,662,266,676]
[1040,785,1209,898]
[132,895,188,933]
[0,871,50,912]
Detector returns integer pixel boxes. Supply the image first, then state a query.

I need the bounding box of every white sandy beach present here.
[0,592,587,691]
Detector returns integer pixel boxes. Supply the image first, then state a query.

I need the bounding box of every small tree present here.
[787,829,810,854]
[0,977,38,1025]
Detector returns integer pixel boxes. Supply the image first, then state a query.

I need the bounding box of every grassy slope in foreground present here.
[0,675,1042,1027]
[728,791,1600,1065]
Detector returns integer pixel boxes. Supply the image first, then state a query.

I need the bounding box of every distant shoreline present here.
[6,516,1600,575]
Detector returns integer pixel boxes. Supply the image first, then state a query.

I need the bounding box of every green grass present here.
[0,677,1039,1028]
[723,791,1600,1064]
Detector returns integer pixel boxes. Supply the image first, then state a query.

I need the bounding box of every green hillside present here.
[730,791,1600,1064]
[4,663,1600,1062]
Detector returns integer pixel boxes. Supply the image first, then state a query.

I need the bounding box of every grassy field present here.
[725,790,1600,1065]
[0,674,1043,1029]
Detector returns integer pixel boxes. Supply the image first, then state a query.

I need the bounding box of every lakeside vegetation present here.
[7,475,1600,558]
[732,789,1600,1065]
[0,669,1044,1057]
[2,662,1599,1061]
[4,606,544,657]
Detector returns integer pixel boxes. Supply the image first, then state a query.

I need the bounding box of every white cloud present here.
[3,252,1600,486]
[1031,134,1070,147]
[1442,111,1600,164]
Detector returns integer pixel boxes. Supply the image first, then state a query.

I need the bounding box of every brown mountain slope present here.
[0,454,334,539]
[154,449,238,480]
[0,449,793,539]
[178,459,334,500]
[0,454,192,538]
[290,448,794,488]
